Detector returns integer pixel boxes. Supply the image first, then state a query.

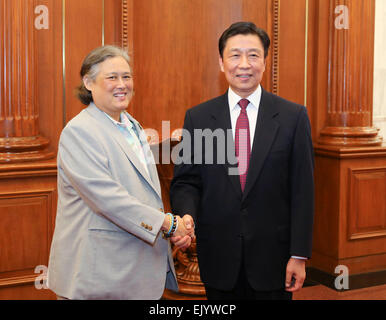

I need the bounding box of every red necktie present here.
[235,99,251,192]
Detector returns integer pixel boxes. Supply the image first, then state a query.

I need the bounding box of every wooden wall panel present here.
[242,0,274,94]
[0,195,51,272]
[130,0,243,134]
[64,0,123,123]
[278,0,306,105]
[0,171,57,298]
[127,0,310,138]
[64,0,104,122]
[104,0,123,46]
[312,156,340,260]
[348,168,386,241]
[305,155,386,276]
[306,0,328,141]
[340,160,386,262]
[341,160,386,274]
[35,0,64,155]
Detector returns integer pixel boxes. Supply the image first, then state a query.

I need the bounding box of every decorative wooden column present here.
[0,0,54,163]
[317,0,382,147]
[310,0,386,288]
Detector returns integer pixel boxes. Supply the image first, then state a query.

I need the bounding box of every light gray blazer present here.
[47,103,178,299]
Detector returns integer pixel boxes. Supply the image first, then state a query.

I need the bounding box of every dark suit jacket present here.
[170,88,314,291]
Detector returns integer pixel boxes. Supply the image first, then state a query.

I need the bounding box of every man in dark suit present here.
[170,22,314,300]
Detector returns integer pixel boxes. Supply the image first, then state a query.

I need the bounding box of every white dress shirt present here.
[228,85,261,144]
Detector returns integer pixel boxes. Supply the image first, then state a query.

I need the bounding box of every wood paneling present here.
[129,0,241,133]
[36,0,64,156]
[348,168,386,240]
[125,0,302,136]
[0,195,51,272]
[64,0,123,123]
[278,0,307,105]
[126,0,310,136]
[64,0,104,122]
[306,0,329,141]
[104,0,123,46]
[312,156,340,260]
[311,152,386,274]
[0,169,56,296]
[312,156,386,275]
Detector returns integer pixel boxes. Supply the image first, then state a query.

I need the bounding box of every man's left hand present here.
[285,257,306,292]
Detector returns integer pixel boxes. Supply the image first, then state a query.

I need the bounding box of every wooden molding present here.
[0,159,57,178]
[314,143,386,159]
[0,274,36,288]
[271,0,280,95]
[121,0,129,49]
[318,127,383,147]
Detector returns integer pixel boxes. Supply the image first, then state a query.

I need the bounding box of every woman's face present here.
[84,56,133,121]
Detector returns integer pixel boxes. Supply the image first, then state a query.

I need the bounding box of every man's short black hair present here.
[218,21,270,59]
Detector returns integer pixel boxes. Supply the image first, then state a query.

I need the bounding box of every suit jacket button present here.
[141,222,146,228]
[149,226,153,231]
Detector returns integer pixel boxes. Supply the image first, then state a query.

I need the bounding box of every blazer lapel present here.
[125,112,162,197]
[242,89,280,201]
[86,104,161,198]
[210,92,243,199]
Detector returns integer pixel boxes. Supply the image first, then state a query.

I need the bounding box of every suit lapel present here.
[210,92,243,199]
[242,89,280,201]
[85,104,161,198]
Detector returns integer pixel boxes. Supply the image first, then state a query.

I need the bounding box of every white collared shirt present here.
[228,85,262,144]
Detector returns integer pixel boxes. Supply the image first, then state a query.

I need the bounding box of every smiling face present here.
[83,56,133,121]
[219,34,266,98]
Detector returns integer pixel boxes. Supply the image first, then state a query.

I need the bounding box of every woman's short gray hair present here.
[76,45,131,105]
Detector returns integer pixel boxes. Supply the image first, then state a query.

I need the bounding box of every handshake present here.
[161,214,195,250]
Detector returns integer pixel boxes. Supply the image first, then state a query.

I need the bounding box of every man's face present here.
[84,56,134,121]
[219,34,266,98]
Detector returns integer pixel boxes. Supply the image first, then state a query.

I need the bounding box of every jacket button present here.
[149,226,153,231]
